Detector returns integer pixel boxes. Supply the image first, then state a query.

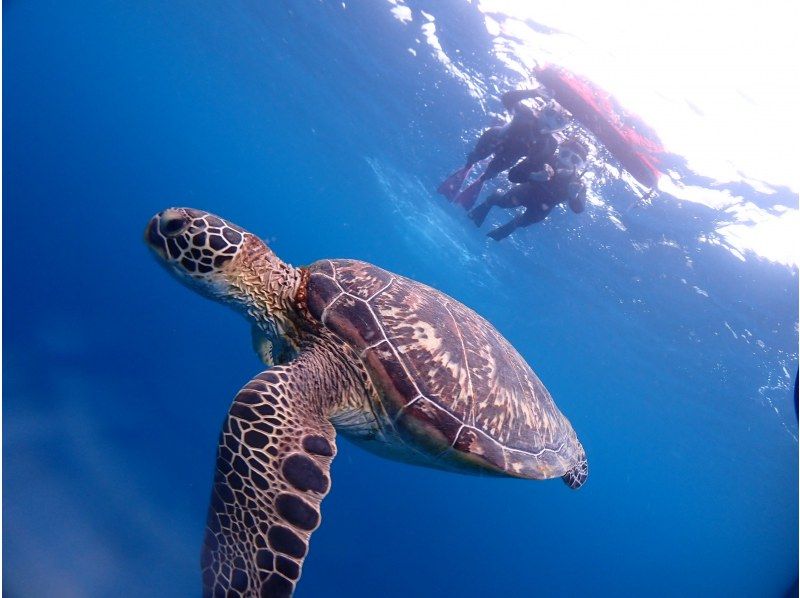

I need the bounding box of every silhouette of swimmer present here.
[438,90,570,210]
[468,139,589,240]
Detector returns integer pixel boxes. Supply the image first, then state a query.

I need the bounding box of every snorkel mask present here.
[537,100,571,133]
[556,139,588,171]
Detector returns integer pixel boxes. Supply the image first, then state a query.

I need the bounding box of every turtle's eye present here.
[159,211,189,237]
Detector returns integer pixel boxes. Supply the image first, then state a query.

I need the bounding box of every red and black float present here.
[534,64,665,189]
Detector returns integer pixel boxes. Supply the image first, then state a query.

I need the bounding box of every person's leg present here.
[454,131,530,209]
[467,126,504,164]
[486,217,520,240]
[494,185,527,209]
[488,200,554,240]
[519,200,555,225]
[439,127,504,200]
[437,127,510,202]
[468,190,502,226]
[482,148,524,181]
[470,184,530,227]
[455,149,523,209]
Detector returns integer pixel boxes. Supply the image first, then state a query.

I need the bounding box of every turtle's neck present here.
[227,234,305,346]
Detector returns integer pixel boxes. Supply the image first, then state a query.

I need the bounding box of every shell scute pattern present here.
[306,259,583,478]
[397,395,462,454]
[305,272,341,321]
[323,295,384,351]
[330,262,392,301]
[361,342,420,419]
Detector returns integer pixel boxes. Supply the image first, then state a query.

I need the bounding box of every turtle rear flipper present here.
[561,448,588,490]
[202,355,337,597]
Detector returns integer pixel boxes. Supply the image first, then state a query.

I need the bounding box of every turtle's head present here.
[145,207,249,297]
[145,208,301,327]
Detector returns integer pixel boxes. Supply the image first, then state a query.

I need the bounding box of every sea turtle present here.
[145,207,588,598]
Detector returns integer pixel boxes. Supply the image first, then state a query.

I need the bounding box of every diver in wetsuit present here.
[468,138,589,240]
[437,90,570,210]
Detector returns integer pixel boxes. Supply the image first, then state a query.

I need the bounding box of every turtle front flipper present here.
[202,361,337,597]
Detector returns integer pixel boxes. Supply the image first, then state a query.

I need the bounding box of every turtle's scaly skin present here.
[145,208,587,598]
[305,259,586,482]
[200,341,366,597]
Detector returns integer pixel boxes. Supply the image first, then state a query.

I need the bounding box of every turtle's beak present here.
[145,209,193,260]
[144,215,167,259]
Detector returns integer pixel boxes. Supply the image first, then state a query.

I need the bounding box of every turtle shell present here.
[305,259,586,485]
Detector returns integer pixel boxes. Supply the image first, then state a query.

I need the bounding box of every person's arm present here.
[508,158,553,184]
[568,181,587,214]
[507,158,531,184]
[501,89,541,113]
[528,163,554,182]
[542,135,558,159]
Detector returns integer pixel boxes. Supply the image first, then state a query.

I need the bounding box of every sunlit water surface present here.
[3,1,797,596]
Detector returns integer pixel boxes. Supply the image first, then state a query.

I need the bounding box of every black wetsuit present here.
[440,89,561,208]
[465,91,547,179]
[507,134,559,183]
[470,162,586,239]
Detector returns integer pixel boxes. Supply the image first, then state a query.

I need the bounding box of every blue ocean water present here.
[3,1,798,596]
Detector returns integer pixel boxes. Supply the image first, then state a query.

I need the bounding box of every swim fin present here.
[453,177,484,210]
[437,165,472,201]
[487,220,516,241]
[468,202,492,227]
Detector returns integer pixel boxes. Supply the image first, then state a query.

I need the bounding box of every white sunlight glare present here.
[478,0,799,265]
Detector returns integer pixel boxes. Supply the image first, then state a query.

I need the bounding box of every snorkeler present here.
[437,90,570,210]
[468,138,589,240]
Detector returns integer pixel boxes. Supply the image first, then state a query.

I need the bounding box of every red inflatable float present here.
[535,65,665,189]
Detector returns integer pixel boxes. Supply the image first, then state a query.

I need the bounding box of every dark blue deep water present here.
[3,1,798,596]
